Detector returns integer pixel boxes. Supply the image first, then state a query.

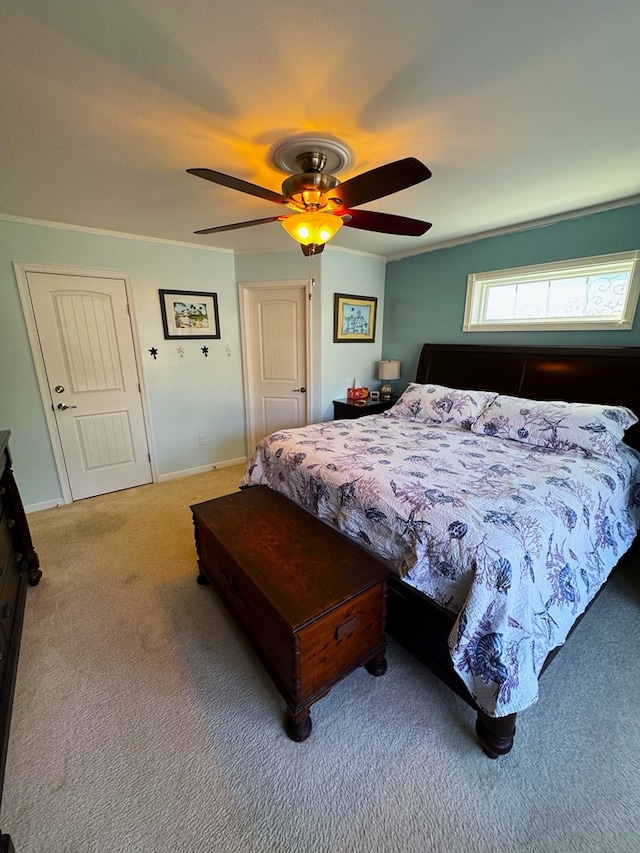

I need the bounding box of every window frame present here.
[463,250,640,332]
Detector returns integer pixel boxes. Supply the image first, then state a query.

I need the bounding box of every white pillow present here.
[386,383,497,430]
[471,393,638,458]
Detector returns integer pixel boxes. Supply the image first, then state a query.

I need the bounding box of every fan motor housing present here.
[282,171,340,208]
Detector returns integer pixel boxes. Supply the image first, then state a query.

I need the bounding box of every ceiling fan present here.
[187,136,432,255]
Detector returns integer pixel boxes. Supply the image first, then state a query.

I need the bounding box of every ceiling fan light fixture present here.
[281,212,343,247]
[188,142,432,250]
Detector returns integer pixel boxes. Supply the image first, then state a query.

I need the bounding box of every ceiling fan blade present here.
[343,208,432,236]
[322,158,431,209]
[187,168,298,207]
[194,216,283,235]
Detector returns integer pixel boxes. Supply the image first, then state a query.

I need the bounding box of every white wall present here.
[0,218,243,506]
[0,221,386,507]
[319,250,386,420]
[233,249,324,421]
[235,247,387,423]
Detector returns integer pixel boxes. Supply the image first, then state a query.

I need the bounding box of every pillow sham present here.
[386,383,497,430]
[471,393,638,458]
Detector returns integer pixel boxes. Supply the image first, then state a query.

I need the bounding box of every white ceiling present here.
[3,0,640,259]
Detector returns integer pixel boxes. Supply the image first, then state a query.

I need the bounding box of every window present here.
[463,250,640,332]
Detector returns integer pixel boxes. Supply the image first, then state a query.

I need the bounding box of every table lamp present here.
[378,360,400,401]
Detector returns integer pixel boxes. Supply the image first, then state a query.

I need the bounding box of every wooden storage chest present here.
[191,486,389,740]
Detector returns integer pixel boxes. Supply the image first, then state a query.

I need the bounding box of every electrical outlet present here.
[199,433,207,445]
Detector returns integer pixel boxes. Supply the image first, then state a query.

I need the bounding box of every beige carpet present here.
[3,467,640,852]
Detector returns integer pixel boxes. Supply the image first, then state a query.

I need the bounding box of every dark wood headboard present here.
[415,343,640,452]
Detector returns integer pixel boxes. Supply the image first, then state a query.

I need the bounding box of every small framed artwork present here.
[333,293,377,343]
[159,289,220,339]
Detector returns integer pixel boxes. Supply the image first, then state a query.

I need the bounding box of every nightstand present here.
[333,398,395,419]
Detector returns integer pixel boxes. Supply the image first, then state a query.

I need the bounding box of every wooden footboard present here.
[387,575,516,757]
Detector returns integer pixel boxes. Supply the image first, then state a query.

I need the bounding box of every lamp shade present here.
[378,359,400,380]
[281,212,344,247]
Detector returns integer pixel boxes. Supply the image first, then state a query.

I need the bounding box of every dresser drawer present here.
[0,514,15,599]
[0,630,7,692]
[0,550,21,648]
[0,511,13,573]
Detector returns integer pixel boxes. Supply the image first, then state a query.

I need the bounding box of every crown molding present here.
[233,243,386,261]
[386,195,640,262]
[0,213,235,254]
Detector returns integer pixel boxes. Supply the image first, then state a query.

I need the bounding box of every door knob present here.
[292,387,307,393]
[57,402,78,411]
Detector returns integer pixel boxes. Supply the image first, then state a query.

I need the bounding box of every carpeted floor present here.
[2,467,639,852]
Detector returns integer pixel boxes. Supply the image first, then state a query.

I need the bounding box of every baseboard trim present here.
[157,457,247,483]
[25,497,65,514]
[25,458,247,512]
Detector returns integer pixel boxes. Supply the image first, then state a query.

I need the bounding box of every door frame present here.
[238,279,312,454]
[13,262,156,505]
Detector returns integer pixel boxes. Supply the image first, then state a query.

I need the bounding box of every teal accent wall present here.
[383,203,640,384]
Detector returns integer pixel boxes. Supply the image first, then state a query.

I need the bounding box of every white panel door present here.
[26,271,152,500]
[241,282,308,452]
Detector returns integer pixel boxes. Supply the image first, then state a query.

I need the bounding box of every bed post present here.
[476,711,517,758]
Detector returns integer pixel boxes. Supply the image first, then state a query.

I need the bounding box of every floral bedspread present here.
[241,414,640,717]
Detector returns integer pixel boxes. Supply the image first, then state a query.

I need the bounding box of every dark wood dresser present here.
[0,431,42,852]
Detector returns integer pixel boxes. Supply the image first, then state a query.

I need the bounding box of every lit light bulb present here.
[281,212,344,247]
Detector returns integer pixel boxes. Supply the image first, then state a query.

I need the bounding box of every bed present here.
[241,343,640,756]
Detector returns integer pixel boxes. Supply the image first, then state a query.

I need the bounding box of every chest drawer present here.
[295,583,386,701]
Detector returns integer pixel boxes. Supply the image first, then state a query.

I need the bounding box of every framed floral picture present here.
[333,293,377,343]
[159,289,220,339]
